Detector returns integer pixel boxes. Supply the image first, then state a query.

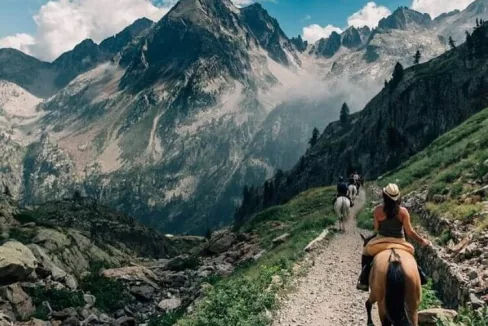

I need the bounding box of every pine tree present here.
[390,62,404,90]
[413,50,421,64]
[309,127,320,147]
[476,18,480,27]
[448,36,456,49]
[340,103,350,127]
[384,80,388,88]
[466,31,474,60]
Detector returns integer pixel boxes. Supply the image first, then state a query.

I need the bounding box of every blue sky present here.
[0,0,475,61]
[0,0,408,39]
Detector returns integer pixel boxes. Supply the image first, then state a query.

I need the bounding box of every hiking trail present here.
[273,190,381,326]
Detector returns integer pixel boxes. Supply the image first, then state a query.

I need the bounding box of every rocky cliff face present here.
[237,24,488,219]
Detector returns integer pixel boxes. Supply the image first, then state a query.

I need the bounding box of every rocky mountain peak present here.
[315,31,341,58]
[99,17,154,54]
[291,35,308,52]
[341,26,362,49]
[378,6,432,31]
[240,2,297,65]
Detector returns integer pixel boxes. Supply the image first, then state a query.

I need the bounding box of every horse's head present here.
[360,233,375,247]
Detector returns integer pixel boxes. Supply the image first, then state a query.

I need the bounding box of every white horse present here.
[347,184,358,204]
[334,196,350,232]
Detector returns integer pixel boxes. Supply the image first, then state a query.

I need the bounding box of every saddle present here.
[363,237,415,257]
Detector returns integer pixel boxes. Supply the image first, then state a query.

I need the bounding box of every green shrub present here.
[420,281,442,310]
[178,266,280,326]
[80,273,130,313]
[13,211,38,224]
[436,306,488,325]
[8,228,36,244]
[437,229,452,246]
[27,287,84,311]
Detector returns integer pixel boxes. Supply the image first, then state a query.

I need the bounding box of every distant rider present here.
[335,177,353,207]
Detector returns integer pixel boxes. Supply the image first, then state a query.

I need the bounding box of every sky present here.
[0,0,477,62]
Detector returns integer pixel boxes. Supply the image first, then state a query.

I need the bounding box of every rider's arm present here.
[402,209,428,245]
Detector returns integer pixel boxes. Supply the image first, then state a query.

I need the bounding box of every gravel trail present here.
[273,190,381,326]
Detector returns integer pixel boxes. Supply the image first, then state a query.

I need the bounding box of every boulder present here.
[418,308,457,325]
[27,244,67,281]
[52,307,78,320]
[206,232,237,255]
[64,274,78,290]
[0,283,34,320]
[0,241,37,285]
[102,266,159,288]
[0,313,13,326]
[158,297,182,312]
[18,319,51,326]
[166,255,200,271]
[129,285,155,301]
[115,316,135,326]
[83,294,96,308]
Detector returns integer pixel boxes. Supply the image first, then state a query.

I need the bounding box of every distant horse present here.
[348,183,358,203]
[361,235,421,326]
[334,196,350,232]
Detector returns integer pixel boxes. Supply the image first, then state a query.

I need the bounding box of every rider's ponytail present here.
[383,193,401,220]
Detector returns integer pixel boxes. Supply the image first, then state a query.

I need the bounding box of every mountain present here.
[236,23,488,220]
[0,49,57,98]
[2,1,488,235]
[377,7,432,31]
[434,0,488,44]
[0,18,154,98]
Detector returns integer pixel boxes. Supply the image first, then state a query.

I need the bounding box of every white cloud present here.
[302,24,343,43]
[232,0,255,7]
[347,2,392,28]
[0,33,36,55]
[411,0,474,18]
[0,0,176,62]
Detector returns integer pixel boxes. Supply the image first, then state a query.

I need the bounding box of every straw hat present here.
[383,183,401,201]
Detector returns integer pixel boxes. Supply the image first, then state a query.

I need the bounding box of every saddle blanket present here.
[363,236,415,256]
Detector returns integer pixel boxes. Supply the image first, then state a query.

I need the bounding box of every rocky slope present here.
[0,192,264,325]
[237,23,488,220]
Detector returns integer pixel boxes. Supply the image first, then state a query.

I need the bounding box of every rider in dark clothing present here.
[337,177,348,196]
[335,177,353,207]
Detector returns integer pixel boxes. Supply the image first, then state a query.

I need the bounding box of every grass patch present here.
[149,309,186,326]
[380,108,488,227]
[357,200,374,231]
[426,201,482,222]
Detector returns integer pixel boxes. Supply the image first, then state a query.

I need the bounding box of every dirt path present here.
[273,190,381,326]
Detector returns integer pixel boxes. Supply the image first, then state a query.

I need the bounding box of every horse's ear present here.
[360,234,366,241]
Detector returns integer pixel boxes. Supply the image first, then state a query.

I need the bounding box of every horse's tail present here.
[340,197,347,220]
[385,260,412,326]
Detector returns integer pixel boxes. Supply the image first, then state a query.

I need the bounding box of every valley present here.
[2,0,487,234]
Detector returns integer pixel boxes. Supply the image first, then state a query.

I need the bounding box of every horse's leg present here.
[365,300,374,326]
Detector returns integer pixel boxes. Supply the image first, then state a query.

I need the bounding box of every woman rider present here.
[356,183,430,291]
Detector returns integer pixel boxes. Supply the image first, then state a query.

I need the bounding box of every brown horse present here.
[361,235,422,326]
